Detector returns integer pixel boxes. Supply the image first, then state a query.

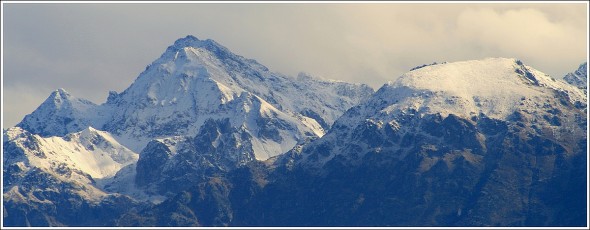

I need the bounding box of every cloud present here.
[2,3,587,128]
[455,7,587,74]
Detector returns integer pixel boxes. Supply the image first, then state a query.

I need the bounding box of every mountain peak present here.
[564,62,587,91]
[48,88,72,103]
[17,88,101,137]
[38,88,82,111]
[79,126,100,136]
[178,34,200,42]
[165,35,229,56]
[40,88,99,110]
[365,57,587,121]
[171,35,203,48]
[393,57,524,96]
[54,88,70,96]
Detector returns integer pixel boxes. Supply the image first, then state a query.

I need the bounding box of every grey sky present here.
[2,2,588,128]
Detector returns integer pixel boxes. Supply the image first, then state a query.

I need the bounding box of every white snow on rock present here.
[341,58,586,125]
[16,35,371,161]
[300,57,587,169]
[7,35,373,203]
[4,126,138,181]
[564,62,587,94]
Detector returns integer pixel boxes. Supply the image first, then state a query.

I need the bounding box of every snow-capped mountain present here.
[16,35,373,160]
[3,127,142,226]
[4,35,374,225]
[261,58,586,226]
[132,118,259,195]
[564,62,587,94]
[296,58,586,168]
[3,126,137,194]
[117,57,587,227]
[5,34,586,227]
[16,89,106,138]
[4,126,137,183]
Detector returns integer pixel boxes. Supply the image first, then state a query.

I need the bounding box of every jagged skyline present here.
[2,2,588,128]
[4,44,586,226]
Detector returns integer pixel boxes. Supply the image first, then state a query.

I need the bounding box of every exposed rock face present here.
[4,35,373,227]
[135,118,256,196]
[4,38,586,227]
[564,62,587,94]
[274,58,587,226]
[118,58,587,227]
[16,35,373,157]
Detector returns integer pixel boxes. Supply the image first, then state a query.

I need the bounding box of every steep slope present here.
[3,126,138,185]
[15,35,372,159]
[103,35,371,154]
[129,93,326,196]
[273,58,587,226]
[2,127,142,226]
[164,58,587,226]
[5,35,374,225]
[102,40,320,158]
[134,58,587,227]
[17,89,109,137]
[298,58,586,169]
[107,36,372,131]
[8,34,585,227]
[564,62,587,94]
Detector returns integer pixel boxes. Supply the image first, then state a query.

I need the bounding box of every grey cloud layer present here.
[2,3,587,127]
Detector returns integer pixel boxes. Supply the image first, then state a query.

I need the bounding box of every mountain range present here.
[2,35,587,227]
